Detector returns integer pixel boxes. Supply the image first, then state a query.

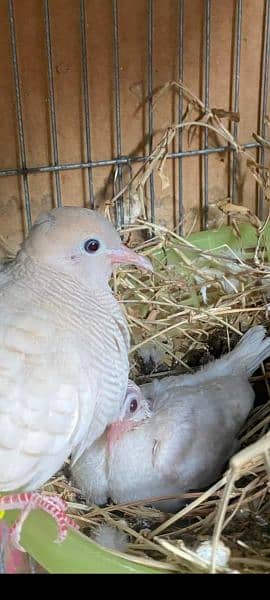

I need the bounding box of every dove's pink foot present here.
[0,492,79,551]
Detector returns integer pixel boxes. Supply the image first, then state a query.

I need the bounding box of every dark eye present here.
[129,398,138,413]
[84,239,100,253]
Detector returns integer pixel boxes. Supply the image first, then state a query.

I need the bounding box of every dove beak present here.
[108,245,153,272]
[107,420,135,454]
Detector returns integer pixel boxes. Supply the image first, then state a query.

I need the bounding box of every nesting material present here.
[4,209,270,573]
[3,215,270,573]
[42,218,270,575]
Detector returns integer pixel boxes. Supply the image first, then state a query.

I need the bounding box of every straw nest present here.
[3,81,270,573]
[63,82,270,574]
[48,219,270,574]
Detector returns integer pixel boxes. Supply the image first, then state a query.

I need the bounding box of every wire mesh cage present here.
[0,0,270,574]
[0,0,269,241]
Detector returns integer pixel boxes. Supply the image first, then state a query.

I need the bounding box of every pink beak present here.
[107,420,135,454]
[108,245,153,272]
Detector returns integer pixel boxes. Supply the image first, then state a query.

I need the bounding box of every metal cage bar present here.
[1,1,269,231]
[44,0,62,207]
[0,141,260,178]
[258,0,270,218]
[112,0,124,226]
[8,0,32,229]
[178,0,184,233]
[230,0,243,204]
[147,0,155,223]
[80,0,94,209]
[202,0,211,229]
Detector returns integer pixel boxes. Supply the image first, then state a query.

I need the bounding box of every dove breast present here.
[0,206,152,493]
[0,264,129,491]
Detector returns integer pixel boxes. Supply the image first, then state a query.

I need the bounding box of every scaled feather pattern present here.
[0,207,152,493]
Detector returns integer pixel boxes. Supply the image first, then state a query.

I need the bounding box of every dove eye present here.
[84,239,100,253]
[129,398,138,413]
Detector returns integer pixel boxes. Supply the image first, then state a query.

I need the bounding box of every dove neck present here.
[13,252,120,316]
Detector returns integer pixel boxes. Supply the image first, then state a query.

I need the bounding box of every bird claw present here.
[9,527,26,553]
[0,492,79,551]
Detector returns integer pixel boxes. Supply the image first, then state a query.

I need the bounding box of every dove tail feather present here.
[144,326,270,398]
[205,325,270,378]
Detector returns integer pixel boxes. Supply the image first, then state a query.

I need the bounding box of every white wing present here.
[0,306,94,491]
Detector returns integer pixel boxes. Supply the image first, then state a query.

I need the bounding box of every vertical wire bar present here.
[230,0,242,203]
[112,0,123,227]
[258,0,270,218]
[147,0,155,223]
[80,0,94,208]
[8,0,32,229]
[202,0,211,229]
[178,0,184,234]
[44,0,62,207]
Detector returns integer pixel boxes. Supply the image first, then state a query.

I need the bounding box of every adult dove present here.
[72,326,270,511]
[0,206,152,547]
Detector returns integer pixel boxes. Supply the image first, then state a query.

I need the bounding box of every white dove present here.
[0,206,152,548]
[72,326,270,511]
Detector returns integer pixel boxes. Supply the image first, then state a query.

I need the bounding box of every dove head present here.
[107,380,151,453]
[21,207,152,288]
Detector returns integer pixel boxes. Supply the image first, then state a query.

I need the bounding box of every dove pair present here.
[72,326,270,511]
[0,206,152,548]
